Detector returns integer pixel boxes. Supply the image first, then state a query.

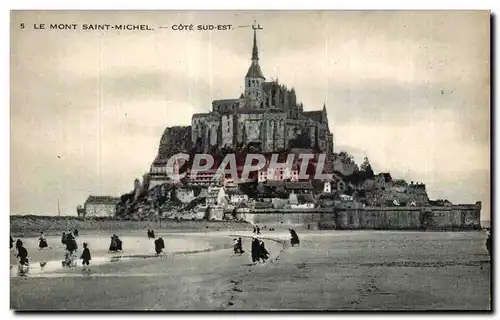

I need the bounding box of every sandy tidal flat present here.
[10,230,491,311]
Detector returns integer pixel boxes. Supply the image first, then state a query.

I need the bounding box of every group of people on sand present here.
[146,229,166,255]
[251,237,270,263]
[252,226,261,235]
[9,229,93,274]
[61,230,84,268]
[233,226,301,264]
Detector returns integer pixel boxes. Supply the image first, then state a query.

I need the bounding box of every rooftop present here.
[85,196,120,205]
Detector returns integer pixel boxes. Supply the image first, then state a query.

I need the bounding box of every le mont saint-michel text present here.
[23,23,234,31]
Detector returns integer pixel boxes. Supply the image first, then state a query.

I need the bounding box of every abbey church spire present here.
[252,28,259,61]
[245,24,265,80]
[244,23,266,109]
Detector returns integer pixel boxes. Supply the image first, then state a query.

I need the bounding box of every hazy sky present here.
[10,11,490,219]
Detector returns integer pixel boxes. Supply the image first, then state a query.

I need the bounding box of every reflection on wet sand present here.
[10,233,226,278]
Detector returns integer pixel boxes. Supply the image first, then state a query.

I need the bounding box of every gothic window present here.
[260,102,264,109]
[248,80,250,87]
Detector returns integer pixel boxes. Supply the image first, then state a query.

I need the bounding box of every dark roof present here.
[236,202,249,209]
[213,99,240,104]
[245,63,265,79]
[297,194,315,203]
[152,157,169,165]
[236,108,265,114]
[192,113,211,118]
[85,196,120,205]
[264,181,314,190]
[226,188,245,196]
[236,108,286,114]
[285,181,314,190]
[302,110,324,123]
[381,173,392,182]
[262,81,278,93]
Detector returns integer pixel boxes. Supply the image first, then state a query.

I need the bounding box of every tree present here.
[360,157,375,179]
[336,151,359,174]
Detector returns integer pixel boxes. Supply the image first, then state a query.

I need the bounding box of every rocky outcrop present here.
[115,183,206,221]
[156,126,192,159]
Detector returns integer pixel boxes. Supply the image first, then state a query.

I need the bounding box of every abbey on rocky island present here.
[191,28,333,156]
[152,28,334,167]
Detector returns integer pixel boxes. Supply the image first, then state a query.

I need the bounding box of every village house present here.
[205,186,227,206]
[186,168,224,186]
[324,181,332,193]
[175,187,196,203]
[374,172,393,189]
[82,195,120,218]
[226,188,249,204]
[258,163,299,182]
[290,193,316,209]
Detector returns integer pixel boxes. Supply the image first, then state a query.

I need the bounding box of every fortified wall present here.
[238,202,482,230]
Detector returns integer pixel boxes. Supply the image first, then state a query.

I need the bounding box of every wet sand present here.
[10,230,491,311]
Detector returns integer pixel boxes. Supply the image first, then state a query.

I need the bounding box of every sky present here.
[10,10,490,219]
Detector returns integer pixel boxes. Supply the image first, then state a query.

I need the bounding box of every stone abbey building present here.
[151,28,334,176]
[191,29,334,155]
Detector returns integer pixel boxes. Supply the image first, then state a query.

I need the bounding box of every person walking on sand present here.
[486,229,492,257]
[15,239,23,252]
[109,234,118,252]
[38,232,48,249]
[65,233,77,254]
[10,236,13,249]
[154,237,165,255]
[290,229,300,247]
[237,237,244,254]
[251,236,260,263]
[74,229,79,237]
[233,238,239,254]
[259,240,269,263]
[80,242,91,273]
[257,226,261,235]
[253,226,256,234]
[17,242,29,275]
